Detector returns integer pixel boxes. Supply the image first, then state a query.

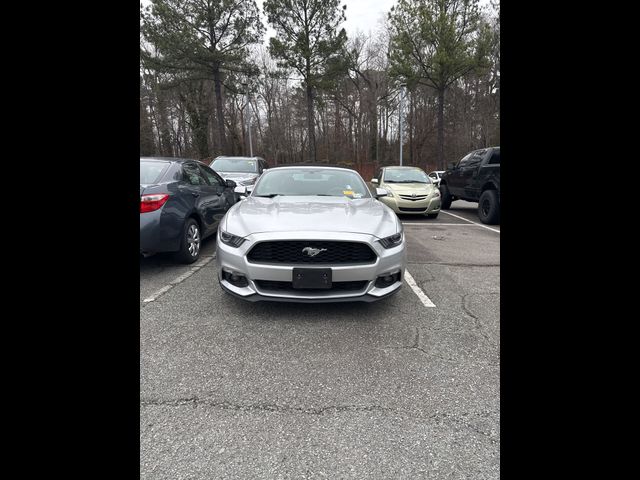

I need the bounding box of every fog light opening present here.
[375,272,400,288]
[222,270,249,288]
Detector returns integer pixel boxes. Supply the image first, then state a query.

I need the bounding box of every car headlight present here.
[385,188,394,197]
[219,229,246,247]
[378,232,404,249]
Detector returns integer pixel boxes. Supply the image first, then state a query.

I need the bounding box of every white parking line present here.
[402,223,488,226]
[404,270,436,308]
[439,211,501,233]
[142,255,215,303]
[142,285,172,303]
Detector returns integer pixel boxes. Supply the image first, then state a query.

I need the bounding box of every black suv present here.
[439,147,500,224]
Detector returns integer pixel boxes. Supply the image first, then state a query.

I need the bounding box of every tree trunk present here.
[306,82,316,162]
[213,66,227,155]
[409,91,414,165]
[437,87,445,170]
[369,102,377,162]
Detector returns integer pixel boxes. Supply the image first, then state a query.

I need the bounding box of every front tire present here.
[478,190,500,225]
[440,184,452,209]
[175,218,201,264]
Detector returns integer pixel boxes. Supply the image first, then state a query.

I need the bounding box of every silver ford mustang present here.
[215,166,407,302]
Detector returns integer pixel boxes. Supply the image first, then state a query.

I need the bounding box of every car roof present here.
[384,166,425,170]
[213,156,264,161]
[270,163,357,171]
[140,156,198,163]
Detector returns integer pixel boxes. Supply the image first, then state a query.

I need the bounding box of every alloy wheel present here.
[187,224,200,257]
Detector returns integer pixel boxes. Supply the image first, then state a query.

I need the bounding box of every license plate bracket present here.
[292,268,332,289]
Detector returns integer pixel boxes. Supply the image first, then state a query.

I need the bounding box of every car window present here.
[182,162,208,186]
[428,173,437,179]
[199,164,225,187]
[467,150,487,167]
[140,161,169,184]
[457,153,474,168]
[210,157,258,173]
[488,149,500,164]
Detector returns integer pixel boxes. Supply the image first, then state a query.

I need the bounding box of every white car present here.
[428,170,446,187]
[209,156,269,187]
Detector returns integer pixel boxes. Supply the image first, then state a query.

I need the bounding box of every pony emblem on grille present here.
[302,247,327,257]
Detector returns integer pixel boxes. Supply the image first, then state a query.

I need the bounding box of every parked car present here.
[371,166,441,219]
[209,156,269,189]
[428,170,446,187]
[140,157,237,263]
[217,165,406,303]
[439,146,500,224]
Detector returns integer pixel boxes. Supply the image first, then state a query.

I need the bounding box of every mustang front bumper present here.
[216,230,406,302]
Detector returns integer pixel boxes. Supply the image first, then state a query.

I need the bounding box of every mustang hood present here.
[224,196,399,239]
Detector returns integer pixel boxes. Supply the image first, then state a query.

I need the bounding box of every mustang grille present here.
[247,241,377,264]
[255,280,369,292]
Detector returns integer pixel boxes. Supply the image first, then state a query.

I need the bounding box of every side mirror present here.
[226,179,237,188]
[375,187,388,198]
[234,185,247,195]
[371,178,379,184]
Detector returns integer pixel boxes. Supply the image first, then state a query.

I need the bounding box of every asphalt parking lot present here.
[140,200,500,479]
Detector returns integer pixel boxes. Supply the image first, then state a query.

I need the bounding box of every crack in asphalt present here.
[461,293,499,342]
[382,328,458,363]
[140,397,392,415]
[140,396,499,438]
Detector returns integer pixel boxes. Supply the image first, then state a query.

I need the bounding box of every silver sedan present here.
[216,166,407,302]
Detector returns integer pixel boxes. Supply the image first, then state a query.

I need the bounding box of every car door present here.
[198,163,232,234]
[180,161,218,237]
[462,149,488,199]
[447,153,472,196]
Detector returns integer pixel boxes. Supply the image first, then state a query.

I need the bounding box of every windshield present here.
[210,157,258,173]
[384,168,431,184]
[140,161,169,184]
[252,168,370,199]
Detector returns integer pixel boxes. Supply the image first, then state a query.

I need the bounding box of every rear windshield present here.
[140,161,169,184]
[211,157,258,173]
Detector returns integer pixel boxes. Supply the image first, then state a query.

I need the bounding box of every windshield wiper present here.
[254,193,283,198]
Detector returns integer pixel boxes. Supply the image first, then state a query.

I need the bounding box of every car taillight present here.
[140,193,170,213]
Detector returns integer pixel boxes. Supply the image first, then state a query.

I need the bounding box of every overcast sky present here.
[257,0,393,40]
